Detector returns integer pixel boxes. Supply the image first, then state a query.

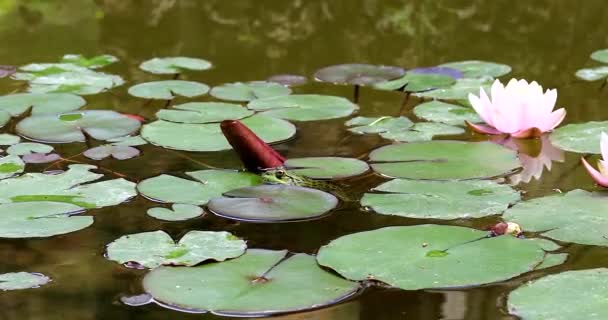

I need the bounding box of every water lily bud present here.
[220,120,285,172]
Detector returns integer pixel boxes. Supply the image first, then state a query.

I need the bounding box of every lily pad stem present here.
[164,149,218,169]
[353,85,360,103]
[398,92,411,116]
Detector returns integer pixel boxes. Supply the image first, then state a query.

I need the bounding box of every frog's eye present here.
[275,170,285,179]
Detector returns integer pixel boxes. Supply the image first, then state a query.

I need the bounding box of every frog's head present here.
[261,168,293,185]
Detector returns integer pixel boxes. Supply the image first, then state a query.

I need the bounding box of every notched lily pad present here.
[6,142,53,156]
[0,272,51,290]
[147,204,204,221]
[413,100,482,126]
[139,57,212,74]
[284,157,369,179]
[156,102,253,124]
[128,80,210,100]
[0,93,86,117]
[0,202,92,238]
[83,145,140,160]
[550,121,608,154]
[380,122,465,142]
[314,63,405,86]
[210,81,291,102]
[247,94,358,121]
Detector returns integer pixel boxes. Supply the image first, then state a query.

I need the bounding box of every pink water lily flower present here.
[581,132,608,187]
[466,79,566,138]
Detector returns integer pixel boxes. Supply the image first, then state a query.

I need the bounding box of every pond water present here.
[1,1,608,319]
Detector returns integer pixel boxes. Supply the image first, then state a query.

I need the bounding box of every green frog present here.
[260,168,351,201]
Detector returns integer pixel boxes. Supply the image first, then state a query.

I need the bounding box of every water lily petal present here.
[541,108,566,131]
[468,91,492,126]
[581,157,608,187]
[465,121,502,135]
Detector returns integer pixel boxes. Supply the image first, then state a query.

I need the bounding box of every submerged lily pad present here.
[267,74,308,87]
[0,272,50,291]
[17,110,141,143]
[6,142,53,156]
[369,141,520,179]
[207,185,338,222]
[247,94,357,121]
[139,57,212,74]
[147,204,204,221]
[210,81,291,102]
[61,54,118,69]
[156,102,253,124]
[590,49,608,63]
[142,114,295,151]
[0,155,25,180]
[317,225,561,290]
[374,72,455,92]
[106,230,246,269]
[138,170,262,206]
[284,157,369,179]
[314,64,405,86]
[0,93,85,116]
[380,122,465,142]
[437,60,511,78]
[508,268,608,320]
[415,78,492,100]
[0,202,91,238]
[413,100,482,126]
[504,189,608,246]
[550,121,608,154]
[575,66,608,81]
[143,249,359,316]
[128,80,209,100]
[362,179,520,219]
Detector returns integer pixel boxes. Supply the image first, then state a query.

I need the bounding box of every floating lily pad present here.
[380,122,465,142]
[156,102,253,124]
[508,268,608,320]
[504,189,608,246]
[247,94,357,121]
[346,116,413,134]
[7,142,53,156]
[0,164,136,208]
[106,230,246,269]
[267,74,308,86]
[128,80,209,100]
[138,170,262,206]
[107,135,147,147]
[17,110,141,143]
[0,134,20,145]
[83,145,139,160]
[139,57,212,74]
[575,66,608,81]
[361,179,520,219]
[0,272,50,291]
[22,153,61,164]
[207,185,338,222]
[369,141,520,179]
[0,110,8,128]
[0,65,16,78]
[591,49,608,63]
[147,204,204,221]
[61,54,118,69]
[284,157,369,179]
[143,249,359,316]
[142,114,295,151]
[0,202,91,238]
[550,121,608,154]
[317,225,562,290]
[0,93,85,116]
[413,100,482,126]
[437,60,511,78]
[314,64,405,86]
[408,66,463,79]
[13,63,90,80]
[414,78,492,100]
[210,81,291,102]
[374,72,455,92]
[0,155,24,180]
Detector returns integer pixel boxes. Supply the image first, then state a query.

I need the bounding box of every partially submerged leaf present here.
[210,81,291,102]
[128,80,209,99]
[0,272,50,291]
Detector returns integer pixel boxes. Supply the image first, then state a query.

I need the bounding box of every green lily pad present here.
[0,164,136,208]
[143,249,359,316]
[0,93,85,116]
[13,63,89,80]
[549,121,608,154]
[508,268,608,320]
[361,179,520,219]
[16,110,141,143]
[247,94,358,121]
[504,189,608,246]
[61,54,118,69]
[128,80,210,100]
[141,114,295,151]
[575,66,608,81]
[156,102,253,124]
[83,145,139,160]
[380,122,465,142]
[374,72,455,92]
[413,100,482,126]
[207,185,338,222]
[369,141,520,180]
[0,272,51,290]
[346,116,413,134]
[0,155,25,180]
[147,204,204,221]
[414,78,492,100]
[314,64,405,86]
[139,57,212,74]
[106,230,246,269]
[210,81,292,102]
[0,134,20,145]
[0,110,8,128]
[284,157,369,179]
[0,201,92,238]
[437,60,511,78]
[317,225,562,290]
[138,170,262,206]
[6,142,53,156]
[591,49,608,63]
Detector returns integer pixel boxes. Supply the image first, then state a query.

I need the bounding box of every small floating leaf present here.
[139,57,212,74]
[437,60,511,78]
[575,66,608,81]
[0,93,85,116]
[590,49,608,63]
[210,81,291,102]
[7,142,53,156]
[284,157,369,179]
[128,80,209,100]
[314,63,405,86]
[83,145,140,160]
[550,121,608,154]
[156,102,253,124]
[0,272,50,291]
[0,202,92,238]
[267,74,308,87]
[247,94,357,121]
[147,204,204,221]
[413,100,482,126]
[61,54,118,69]
[0,134,20,145]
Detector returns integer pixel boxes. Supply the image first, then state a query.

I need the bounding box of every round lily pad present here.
[106,230,246,269]
[128,80,209,99]
[143,249,359,316]
[504,189,608,246]
[0,202,92,238]
[508,268,608,320]
[147,204,204,221]
[591,49,608,63]
[247,94,357,121]
[369,141,520,180]
[210,81,292,102]
[156,102,253,124]
[207,185,338,222]
[0,110,9,128]
[346,116,413,134]
[267,74,308,86]
[415,78,492,100]
[408,66,463,79]
[7,142,53,156]
[374,72,455,92]
[16,110,141,143]
[138,170,262,206]
[550,121,608,154]
[139,57,212,74]
[413,100,482,126]
[83,145,139,160]
[437,60,511,78]
[141,114,295,152]
[0,155,25,180]
[61,54,118,69]
[380,122,465,142]
[317,225,562,290]
[0,93,85,116]
[575,66,608,81]
[362,179,520,219]
[0,272,50,291]
[284,157,369,179]
[314,64,405,86]
[0,134,21,145]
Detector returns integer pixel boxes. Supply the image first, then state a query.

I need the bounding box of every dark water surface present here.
[1,1,608,319]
